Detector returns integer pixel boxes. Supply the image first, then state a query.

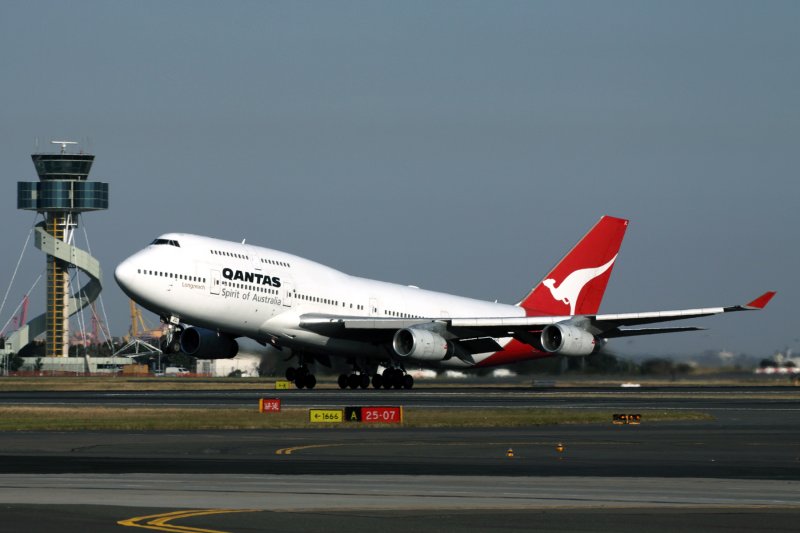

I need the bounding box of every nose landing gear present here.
[159,319,183,354]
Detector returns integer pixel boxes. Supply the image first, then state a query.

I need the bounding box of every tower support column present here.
[45,215,70,357]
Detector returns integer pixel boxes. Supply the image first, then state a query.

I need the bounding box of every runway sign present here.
[345,406,403,424]
[259,398,281,413]
[275,380,291,390]
[309,409,343,423]
[345,407,362,422]
[613,414,642,425]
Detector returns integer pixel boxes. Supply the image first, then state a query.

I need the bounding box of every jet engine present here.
[540,323,596,356]
[179,327,239,359]
[392,327,451,362]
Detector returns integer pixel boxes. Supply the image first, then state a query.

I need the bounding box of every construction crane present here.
[70,302,112,346]
[127,300,164,342]
[0,295,28,337]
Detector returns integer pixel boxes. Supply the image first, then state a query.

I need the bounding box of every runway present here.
[0,385,798,531]
[2,384,799,413]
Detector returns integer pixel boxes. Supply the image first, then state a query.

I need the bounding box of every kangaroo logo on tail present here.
[542,255,617,315]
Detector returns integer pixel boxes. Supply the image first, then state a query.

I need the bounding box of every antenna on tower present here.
[50,140,78,154]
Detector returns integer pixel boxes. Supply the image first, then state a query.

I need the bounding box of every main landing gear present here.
[285,366,316,389]
[338,367,414,390]
[338,372,370,390]
[160,322,182,354]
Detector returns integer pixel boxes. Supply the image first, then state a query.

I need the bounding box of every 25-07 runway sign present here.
[345,406,403,424]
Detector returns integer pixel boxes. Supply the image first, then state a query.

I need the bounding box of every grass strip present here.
[0,406,712,431]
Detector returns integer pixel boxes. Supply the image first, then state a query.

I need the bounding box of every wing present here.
[299,292,776,352]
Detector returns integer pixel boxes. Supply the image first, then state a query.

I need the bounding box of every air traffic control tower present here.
[11,141,109,357]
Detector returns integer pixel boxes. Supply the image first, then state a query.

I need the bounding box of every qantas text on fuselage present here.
[115,216,775,390]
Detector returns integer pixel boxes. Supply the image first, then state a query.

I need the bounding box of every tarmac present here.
[0,385,798,532]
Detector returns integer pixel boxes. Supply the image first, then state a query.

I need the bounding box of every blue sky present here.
[1,1,798,357]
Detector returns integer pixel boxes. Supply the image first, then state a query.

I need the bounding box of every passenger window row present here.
[209,249,291,268]
[296,293,364,311]
[211,249,248,260]
[137,269,205,283]
[385,309,420,319]
[261,258,290,268]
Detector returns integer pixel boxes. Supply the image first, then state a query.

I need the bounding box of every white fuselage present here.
[115,233,526,367]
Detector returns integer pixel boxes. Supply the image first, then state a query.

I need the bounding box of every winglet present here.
[744,291,776,310]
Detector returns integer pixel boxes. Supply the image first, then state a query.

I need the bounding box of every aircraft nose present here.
[114,257,136,294]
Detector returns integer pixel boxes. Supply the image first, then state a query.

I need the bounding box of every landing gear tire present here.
[161,338,179,354]
[305,374,317,390]
[347,373,361,390]
[372,374,383,389]
[289,366,314,389]
[402,374,414,390]
[338,374,348,389]
[392,371,403,389]
[381,368,394,389]
[360,374,370,389]
[381,368,404,390]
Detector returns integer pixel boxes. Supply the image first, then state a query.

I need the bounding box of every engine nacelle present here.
[392,327,451,362]
[179,327,239,359]
[540,323,596,356]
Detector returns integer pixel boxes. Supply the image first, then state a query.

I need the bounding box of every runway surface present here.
[0,385,798,531]
[2,384,799,411]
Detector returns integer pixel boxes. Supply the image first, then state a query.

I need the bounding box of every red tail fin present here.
[518,216,628,316]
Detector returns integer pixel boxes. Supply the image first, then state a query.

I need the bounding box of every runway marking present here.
[274,440,638,456]
[117,508,257,532]
[276,443,345,455]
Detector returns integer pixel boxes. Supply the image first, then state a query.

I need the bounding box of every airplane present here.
[114,216,775,390]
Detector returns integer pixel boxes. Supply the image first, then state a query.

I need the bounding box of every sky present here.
[1,1,798,359]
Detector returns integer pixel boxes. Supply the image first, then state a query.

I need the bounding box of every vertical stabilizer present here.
[518,216,628,316]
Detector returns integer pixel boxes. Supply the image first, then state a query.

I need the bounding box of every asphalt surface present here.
[0,385,798,532]
[2,504,799,533]
[2,384,799,411]
[0,422,798,479]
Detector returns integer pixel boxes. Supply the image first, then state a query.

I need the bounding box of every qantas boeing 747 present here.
[114,216,774,389]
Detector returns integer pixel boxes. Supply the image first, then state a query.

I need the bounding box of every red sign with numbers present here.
[361,406,403,424]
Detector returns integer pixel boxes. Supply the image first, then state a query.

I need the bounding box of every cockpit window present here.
[150,239,181,247]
